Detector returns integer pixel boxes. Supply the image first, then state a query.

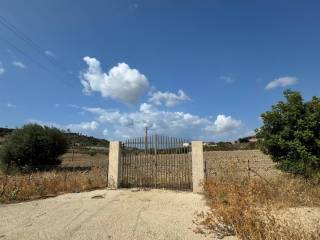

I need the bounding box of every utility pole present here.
[67,129,74,162]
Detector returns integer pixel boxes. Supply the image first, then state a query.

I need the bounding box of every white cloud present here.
[65,121,99,132]
[28,105,244,140]
[103,129,109,136]
[80,56,149,104]
[148,89,190,107]
[45,50,55,57]
[220,76,234,84]
[265,76,298,90]
[205,114,242,134]
[82,104,243,139]
[245,129,256,136]
[7,103,17,108]
[140,103,154,113]
[0,62,5,75]
[28,119,99,133]
[66,104,81,109]
[12,61,26,69]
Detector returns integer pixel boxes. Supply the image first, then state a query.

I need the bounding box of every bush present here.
[0,124,68,170]
[257,90,320,178]
[88,149,97,156]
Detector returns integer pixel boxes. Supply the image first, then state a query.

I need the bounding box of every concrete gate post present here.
[192,141,204,193]
[108,141,121,189]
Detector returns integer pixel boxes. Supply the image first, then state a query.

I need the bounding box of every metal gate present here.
[120,135,192,191]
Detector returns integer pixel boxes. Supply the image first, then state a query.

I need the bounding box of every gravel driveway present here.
[0,189,213,240]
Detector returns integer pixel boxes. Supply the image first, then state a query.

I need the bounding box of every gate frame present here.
[191,141,204,193]
[107,140,204,193]
[107,141,121,189]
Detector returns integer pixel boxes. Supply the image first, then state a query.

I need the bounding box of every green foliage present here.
[0,127,13,137]
[88,149,97,156]
[0,124,68,170]
[65,132,109,147]
[238,137,250,143]
[257,90,320,178]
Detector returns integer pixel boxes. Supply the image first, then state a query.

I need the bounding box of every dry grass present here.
[60,152,108,168]
[0,167,108,204]
[0,152,109,204]
[197,152,320,239]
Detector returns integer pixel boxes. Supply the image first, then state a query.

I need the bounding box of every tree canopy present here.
[257,90,320,178]
[0,124,68,170]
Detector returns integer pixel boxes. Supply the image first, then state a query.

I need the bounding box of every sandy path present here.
[0,189,213,240]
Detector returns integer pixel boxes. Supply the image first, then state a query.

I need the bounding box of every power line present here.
[0,15,70,74]
[0,33,75,89]
[0,34,53,74]
[0,15,77,88]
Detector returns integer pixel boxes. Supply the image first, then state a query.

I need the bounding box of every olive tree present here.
[0,124,68,170]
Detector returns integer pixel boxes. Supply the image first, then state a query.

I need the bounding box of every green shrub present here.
[0,124,68,170]
[88,149,97,156]
[257,90,320,178]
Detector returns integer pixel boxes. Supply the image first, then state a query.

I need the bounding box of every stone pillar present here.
[192,141,204,193]
[108,141,121,189]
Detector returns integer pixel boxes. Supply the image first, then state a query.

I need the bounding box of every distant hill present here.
[0,127,109,147]
[65,132,109,147]
[0,127,13,137]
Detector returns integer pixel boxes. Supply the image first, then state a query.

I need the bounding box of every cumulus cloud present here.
[28,105,243,140]
[0,62,5,75]
[265,76,298,90]
[80,56,149,104]
[206,114,242,134]
[12,61,26,69]
[82,104,243,139]
[148,90,190,107]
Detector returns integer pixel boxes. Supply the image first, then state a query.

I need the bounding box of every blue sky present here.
[0,0,320,141]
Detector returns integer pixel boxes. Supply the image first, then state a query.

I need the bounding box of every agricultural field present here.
[0,151,109,204]
[60,151,108,169]
[199,150,320,239]
[1,149,279,204]
[204,150,280,180]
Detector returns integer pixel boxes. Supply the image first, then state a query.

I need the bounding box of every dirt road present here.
[0,189,213,240]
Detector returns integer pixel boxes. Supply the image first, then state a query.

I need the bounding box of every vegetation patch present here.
[0,167,107,203]
[0,124,68,170]
[257,90,320,179]
[196,171,320,239]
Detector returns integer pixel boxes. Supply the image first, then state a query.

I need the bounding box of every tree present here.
[0,124,68,170]
[257,90,320,178]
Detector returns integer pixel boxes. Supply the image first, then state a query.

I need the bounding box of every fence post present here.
[192,141,204,193]
[108,141,121,189]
